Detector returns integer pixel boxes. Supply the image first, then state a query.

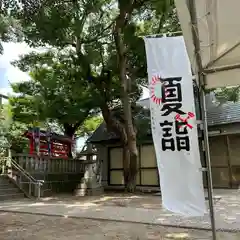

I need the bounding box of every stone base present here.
[74,188,87,196]
[74,186,104,196]
[87,186,104,196]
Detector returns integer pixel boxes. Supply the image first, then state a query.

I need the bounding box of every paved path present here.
[0,190,239,232]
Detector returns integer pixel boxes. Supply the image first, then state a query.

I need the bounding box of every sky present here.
[0,42,149,99]
[0,42,32,100]
[0,42,149,149]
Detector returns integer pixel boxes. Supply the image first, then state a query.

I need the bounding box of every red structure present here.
[24,129,73,158]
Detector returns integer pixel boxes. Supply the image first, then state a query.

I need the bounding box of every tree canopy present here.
[0,103,28,154]
[0,104,11,151]
[209,86,240,104]
[5,0,180,191]
[10,49,101,137]
[0,2,22,53]
[77,115,103,137]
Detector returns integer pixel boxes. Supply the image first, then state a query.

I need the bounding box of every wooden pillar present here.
[51,142,54,157]
[29,137,34,154]
[68,142,71,157]
[226,135,233,188]
[138,145,142,186]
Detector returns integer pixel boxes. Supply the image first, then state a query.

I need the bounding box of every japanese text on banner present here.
[150,76,195,152]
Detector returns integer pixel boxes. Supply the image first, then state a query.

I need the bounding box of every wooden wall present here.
[105,134,240,189]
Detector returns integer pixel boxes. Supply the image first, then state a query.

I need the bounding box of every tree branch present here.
[157,14,166,33]
[82,21,115,44]
[72,121,83,133]
[99,46,105,70]
[100,103,127,144]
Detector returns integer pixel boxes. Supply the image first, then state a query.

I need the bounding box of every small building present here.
[88,95,240,190]
[24,128,73,158]
[10,129,82,198]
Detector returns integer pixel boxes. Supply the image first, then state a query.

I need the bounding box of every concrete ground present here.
[0,189,239,239]
[0,212,240,240]
[0,189,239,231]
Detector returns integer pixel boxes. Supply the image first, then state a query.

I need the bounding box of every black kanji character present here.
[175,120,188,135]
[160,120,173,137]
[161,77,182,103]
[162,138,175,151]
[176,136,190,151]
[161,103,185,116]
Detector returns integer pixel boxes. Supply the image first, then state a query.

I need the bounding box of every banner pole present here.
[199,82,217,240]
[187,0,217,236]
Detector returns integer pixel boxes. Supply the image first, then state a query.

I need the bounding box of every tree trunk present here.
[101,103,137,192]
[63,124,75,158]
[63,122,83,158]
[96,0,138,192]
[101,100,138,192]
[127,139,138,192]
[121,90,138,192]
[122,144,130,190]
[114,10,138,192]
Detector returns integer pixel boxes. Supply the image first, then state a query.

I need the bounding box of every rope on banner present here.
[139,31,182,39]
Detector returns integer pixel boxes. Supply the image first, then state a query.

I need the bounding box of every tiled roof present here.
[88,94,240,143]
[207,102,240,126]
[131,94,240,126]
[87,123,119,143]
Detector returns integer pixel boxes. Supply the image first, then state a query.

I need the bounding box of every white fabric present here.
[144,36,206,216]
[175,0,240,88]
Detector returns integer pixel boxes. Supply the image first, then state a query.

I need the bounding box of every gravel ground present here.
[0,212,240,240]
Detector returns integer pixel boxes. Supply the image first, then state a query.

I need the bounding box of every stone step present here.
[0,178,12,183]
[0,177,11,184]
[0,182,11,187]
[0,187,20,194]
[0,175,9,179]
[0,178,10,183]
[0,179,16,188]
[0,176,26,200]
[0,183,15,189]
[0,193,25,201]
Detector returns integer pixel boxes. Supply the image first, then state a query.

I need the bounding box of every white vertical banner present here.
[144,36,206,216]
